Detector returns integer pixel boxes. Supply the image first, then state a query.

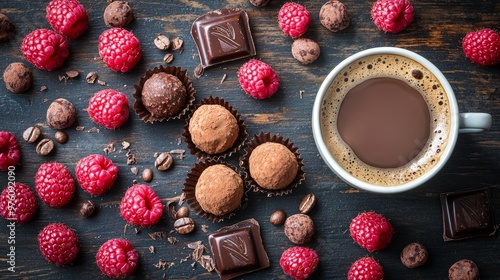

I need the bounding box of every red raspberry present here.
[75,154,118,196]
[278,2,311,38]
[88,89,130,129]
[98,28,141,72]
[347,257,384,280]
[96,238,138,278]
[280,246,319,280]
[46,0,88,40]
[349,211,394,252]
[0,131,21,171]
[20,28,69,71]
[462,28,500,67]
[38,223,79,265]
[35,162,75,207]
[237,59,280,99]
[120,184,163,227]
[371,0,414,33]
[0,182,37,223]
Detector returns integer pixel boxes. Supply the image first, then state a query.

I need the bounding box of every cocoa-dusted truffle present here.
[3,62,32,93]
[400,242,428,268]
[46,98,77,129]
[284,214,315,244]
[188,104,239,155]
[448,259,480,280]
[292,38,321,65]
[319,0,350,32]
[104,1,134,28]
[249,142,298,190]
[141,72,187,119]
[195,164,244,216]
[0,13,15,42]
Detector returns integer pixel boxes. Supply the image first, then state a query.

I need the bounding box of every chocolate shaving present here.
[149,246,155,254]
[130,167,138,175]
[200,255,215,272]
[122,141,131,150]
[86,72,97,84]
[104,142,115,154]
[97,79,106,86]
[123,224,128,235]
[166,199,177,219]
[194,64,204,78]
[76,126,85,131]
[87,127,100,133]
[66,70,79,78]
[201,224,209,232]
[40,86,47,91]
[167,237,178,244]
[220,74,227,84]
[169,149,185,160]
[154,259,173,270]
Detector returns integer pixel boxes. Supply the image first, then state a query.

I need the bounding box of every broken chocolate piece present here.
[191,8,256,68]
[208,218,269,280]
[440,187,497,241]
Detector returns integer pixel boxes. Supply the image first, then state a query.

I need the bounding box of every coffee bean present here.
[270,209,286,226]
[36,139,54,156]
[174,217,195,234]
[22,126,41,143]
[299,193,317,214]
[54,130,68,144]
[176,206,189,218]
[154,152,173,171]
[142,168,153,182]
[154,35,171,50]
[80,200,96,218]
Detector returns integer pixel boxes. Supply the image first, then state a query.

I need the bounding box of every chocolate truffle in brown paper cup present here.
[182,96,248,160]
[183,159,248,222]
[240,132,305,196]
[133,65,195,123]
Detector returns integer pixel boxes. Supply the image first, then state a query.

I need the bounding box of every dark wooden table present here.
[1,0,499,279]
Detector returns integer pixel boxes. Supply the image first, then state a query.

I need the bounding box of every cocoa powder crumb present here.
[97,79,106,86]
[76,126,85,131]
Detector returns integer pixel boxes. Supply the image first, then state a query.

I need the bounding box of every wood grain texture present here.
[0,0,499,279]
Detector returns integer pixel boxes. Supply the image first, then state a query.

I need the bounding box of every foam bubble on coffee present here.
[320,54,452,186]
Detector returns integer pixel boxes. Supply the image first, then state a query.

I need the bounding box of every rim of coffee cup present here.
[312,47,460,193]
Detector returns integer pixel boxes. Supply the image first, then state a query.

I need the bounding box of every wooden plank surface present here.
[0,0,499,279]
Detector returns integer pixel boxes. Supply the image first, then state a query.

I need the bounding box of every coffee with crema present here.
[320,54,452,186]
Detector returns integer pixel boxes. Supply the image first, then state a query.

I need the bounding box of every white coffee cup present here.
[312,47,492,193]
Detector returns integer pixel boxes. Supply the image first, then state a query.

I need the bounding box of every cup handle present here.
[459,112,492,133]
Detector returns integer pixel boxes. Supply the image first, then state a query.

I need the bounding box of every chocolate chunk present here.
[191,8,256,68]
[208,218,269,279]
[440,187,497,241]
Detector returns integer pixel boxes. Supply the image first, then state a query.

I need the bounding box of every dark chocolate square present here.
[440,187,497,241]
[210,227,257,274]
[191,8,256,68]
[208,218,269,280]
